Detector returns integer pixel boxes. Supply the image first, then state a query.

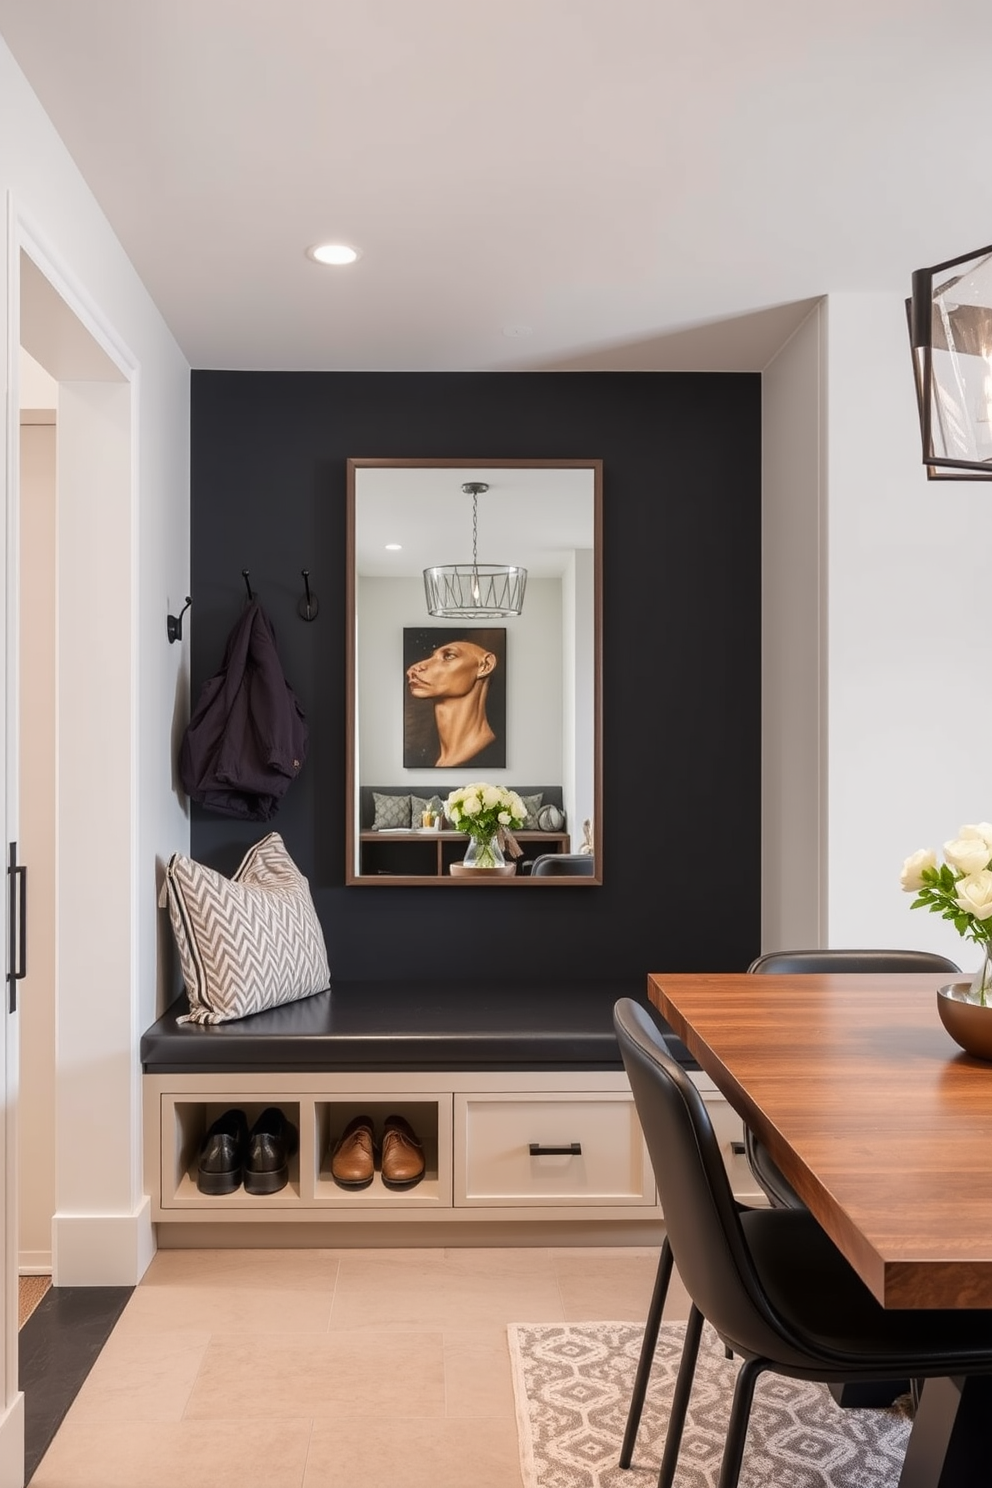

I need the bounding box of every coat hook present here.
[167,596,192,644]
[242,569,255,601]
[298,569,319,622]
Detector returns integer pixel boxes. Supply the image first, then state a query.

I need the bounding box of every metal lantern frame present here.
[423,481,527,619]
[909,242,992,480]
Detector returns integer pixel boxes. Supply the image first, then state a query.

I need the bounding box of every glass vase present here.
[971,945,992,1006]
[463,833,505,870]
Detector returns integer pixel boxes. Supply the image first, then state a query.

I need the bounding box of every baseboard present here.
[155,1216,667,1249]
[0,1392,24,1488]
[52,1195,154,1285]
[18,1250,52,1276]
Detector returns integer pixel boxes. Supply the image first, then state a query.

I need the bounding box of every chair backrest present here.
[748,948,959,976]
[613,997,796,1362]
[530,853,595,877]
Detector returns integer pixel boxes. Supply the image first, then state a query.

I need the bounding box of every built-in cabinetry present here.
[358,830,570,878]
[143,1066,761,1226]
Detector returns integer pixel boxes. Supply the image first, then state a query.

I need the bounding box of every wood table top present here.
[647,971,992,1310]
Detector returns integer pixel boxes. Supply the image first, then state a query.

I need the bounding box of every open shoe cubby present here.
[166,1097,306,1209]
[314,1100,449,1208]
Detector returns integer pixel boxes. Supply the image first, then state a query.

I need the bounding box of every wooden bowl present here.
[936,982,992,1060]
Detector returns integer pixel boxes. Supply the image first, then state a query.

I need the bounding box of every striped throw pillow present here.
[161,833,329,1026]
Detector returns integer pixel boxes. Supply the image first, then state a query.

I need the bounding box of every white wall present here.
[761,303,825,951]
[822,292,992,973]
[0,27,190,1356]
[763,290,992,971]
[357,575,564,791]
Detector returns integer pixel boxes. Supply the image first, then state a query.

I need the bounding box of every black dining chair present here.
[613,996,992,1488]
[618,946,964,1465]
[744,949,960,1209]
[522,852,595,877]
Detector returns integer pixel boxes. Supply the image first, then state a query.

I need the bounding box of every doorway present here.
[15,249,132,1291]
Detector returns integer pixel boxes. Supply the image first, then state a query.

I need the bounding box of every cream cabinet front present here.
[454,1093,655,1208]
[144,1067,760,1231]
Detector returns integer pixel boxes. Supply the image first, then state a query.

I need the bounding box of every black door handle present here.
[529,1142,582,1157]
[7,841,27,1012]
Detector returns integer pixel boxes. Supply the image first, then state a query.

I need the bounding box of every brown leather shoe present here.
[330,1114,376,1189]
[380,1114,426,1190]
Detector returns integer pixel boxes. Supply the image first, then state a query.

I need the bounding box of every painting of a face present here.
[403,627,506,769]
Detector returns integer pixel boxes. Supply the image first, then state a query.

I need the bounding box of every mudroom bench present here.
[140,981,759,1244]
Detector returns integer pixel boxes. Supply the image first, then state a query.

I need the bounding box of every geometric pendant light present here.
[423,482,527,617]
[909,242,992,479]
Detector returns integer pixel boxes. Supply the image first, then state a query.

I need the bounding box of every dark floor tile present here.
[20,1286,132,1483]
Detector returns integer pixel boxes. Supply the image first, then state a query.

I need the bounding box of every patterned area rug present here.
[508,1320,912,1488]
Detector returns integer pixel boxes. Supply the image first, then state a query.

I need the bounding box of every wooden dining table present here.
[647,970,992,1488]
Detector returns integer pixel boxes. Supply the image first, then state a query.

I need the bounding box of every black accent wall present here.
[189,371,761,987]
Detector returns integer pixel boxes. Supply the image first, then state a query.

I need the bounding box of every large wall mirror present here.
[346,458,602,885]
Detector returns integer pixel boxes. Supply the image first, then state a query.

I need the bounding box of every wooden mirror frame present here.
[345,457,602,885]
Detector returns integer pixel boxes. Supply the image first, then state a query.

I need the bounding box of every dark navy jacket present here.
[179,600,308,820]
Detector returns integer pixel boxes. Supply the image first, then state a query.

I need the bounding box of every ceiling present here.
[355,465,595,578]
[2,1,990,374]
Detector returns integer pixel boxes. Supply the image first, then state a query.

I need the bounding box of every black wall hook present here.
[166,596,192,644]
[242,569,255,601]
[298,569,319,621]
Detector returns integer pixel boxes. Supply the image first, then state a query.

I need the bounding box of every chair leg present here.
[657,1303,704,1488]
[619,1235,673,1467]
[718,1356,763,1488]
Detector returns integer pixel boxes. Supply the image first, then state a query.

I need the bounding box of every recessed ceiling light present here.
[307,242,361,266]
[385,543,402,551]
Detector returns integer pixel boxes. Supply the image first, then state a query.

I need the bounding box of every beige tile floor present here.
[29,1243,691,1488]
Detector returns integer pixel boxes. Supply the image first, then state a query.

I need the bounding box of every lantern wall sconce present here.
[909,243,992,479]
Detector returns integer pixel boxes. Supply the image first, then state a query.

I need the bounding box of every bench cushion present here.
[140,980,697,1074]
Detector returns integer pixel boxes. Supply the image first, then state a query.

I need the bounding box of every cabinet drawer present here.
[454,1093,655,1207]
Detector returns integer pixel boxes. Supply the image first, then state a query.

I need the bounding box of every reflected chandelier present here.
[423,482,527,618]
[910,242,992,479]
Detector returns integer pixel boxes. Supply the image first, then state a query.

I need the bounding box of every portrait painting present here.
[403,627,507,770]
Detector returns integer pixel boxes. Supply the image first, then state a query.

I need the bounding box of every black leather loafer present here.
[244,1107,298,1195]
[197,1108,249,1194]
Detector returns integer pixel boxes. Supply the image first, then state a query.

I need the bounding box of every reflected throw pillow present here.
[519,793,544,829]
[372,792,412,830]
[161,832,330,1026]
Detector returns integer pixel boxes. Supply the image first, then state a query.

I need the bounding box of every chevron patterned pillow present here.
[162,833,330,1026]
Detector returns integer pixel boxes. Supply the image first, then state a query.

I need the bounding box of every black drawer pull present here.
[529,1141,582,1157]
[730,1141,746,1156]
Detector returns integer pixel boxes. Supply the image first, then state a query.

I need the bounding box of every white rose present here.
[509,792,526,819]
[481,785,501,808]
[959,822,992,852]
[900,848,937,891]
[462,796,481,817]
[945,837,992,876]
[955,870,992,921]
[497,811,511,825]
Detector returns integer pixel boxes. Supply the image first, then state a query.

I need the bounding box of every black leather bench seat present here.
[140,980,696,1075]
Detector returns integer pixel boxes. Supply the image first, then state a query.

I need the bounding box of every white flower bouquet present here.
[901,822,992,1001]
[445,782,526,842]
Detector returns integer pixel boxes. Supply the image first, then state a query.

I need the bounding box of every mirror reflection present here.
[346,459,602,885]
